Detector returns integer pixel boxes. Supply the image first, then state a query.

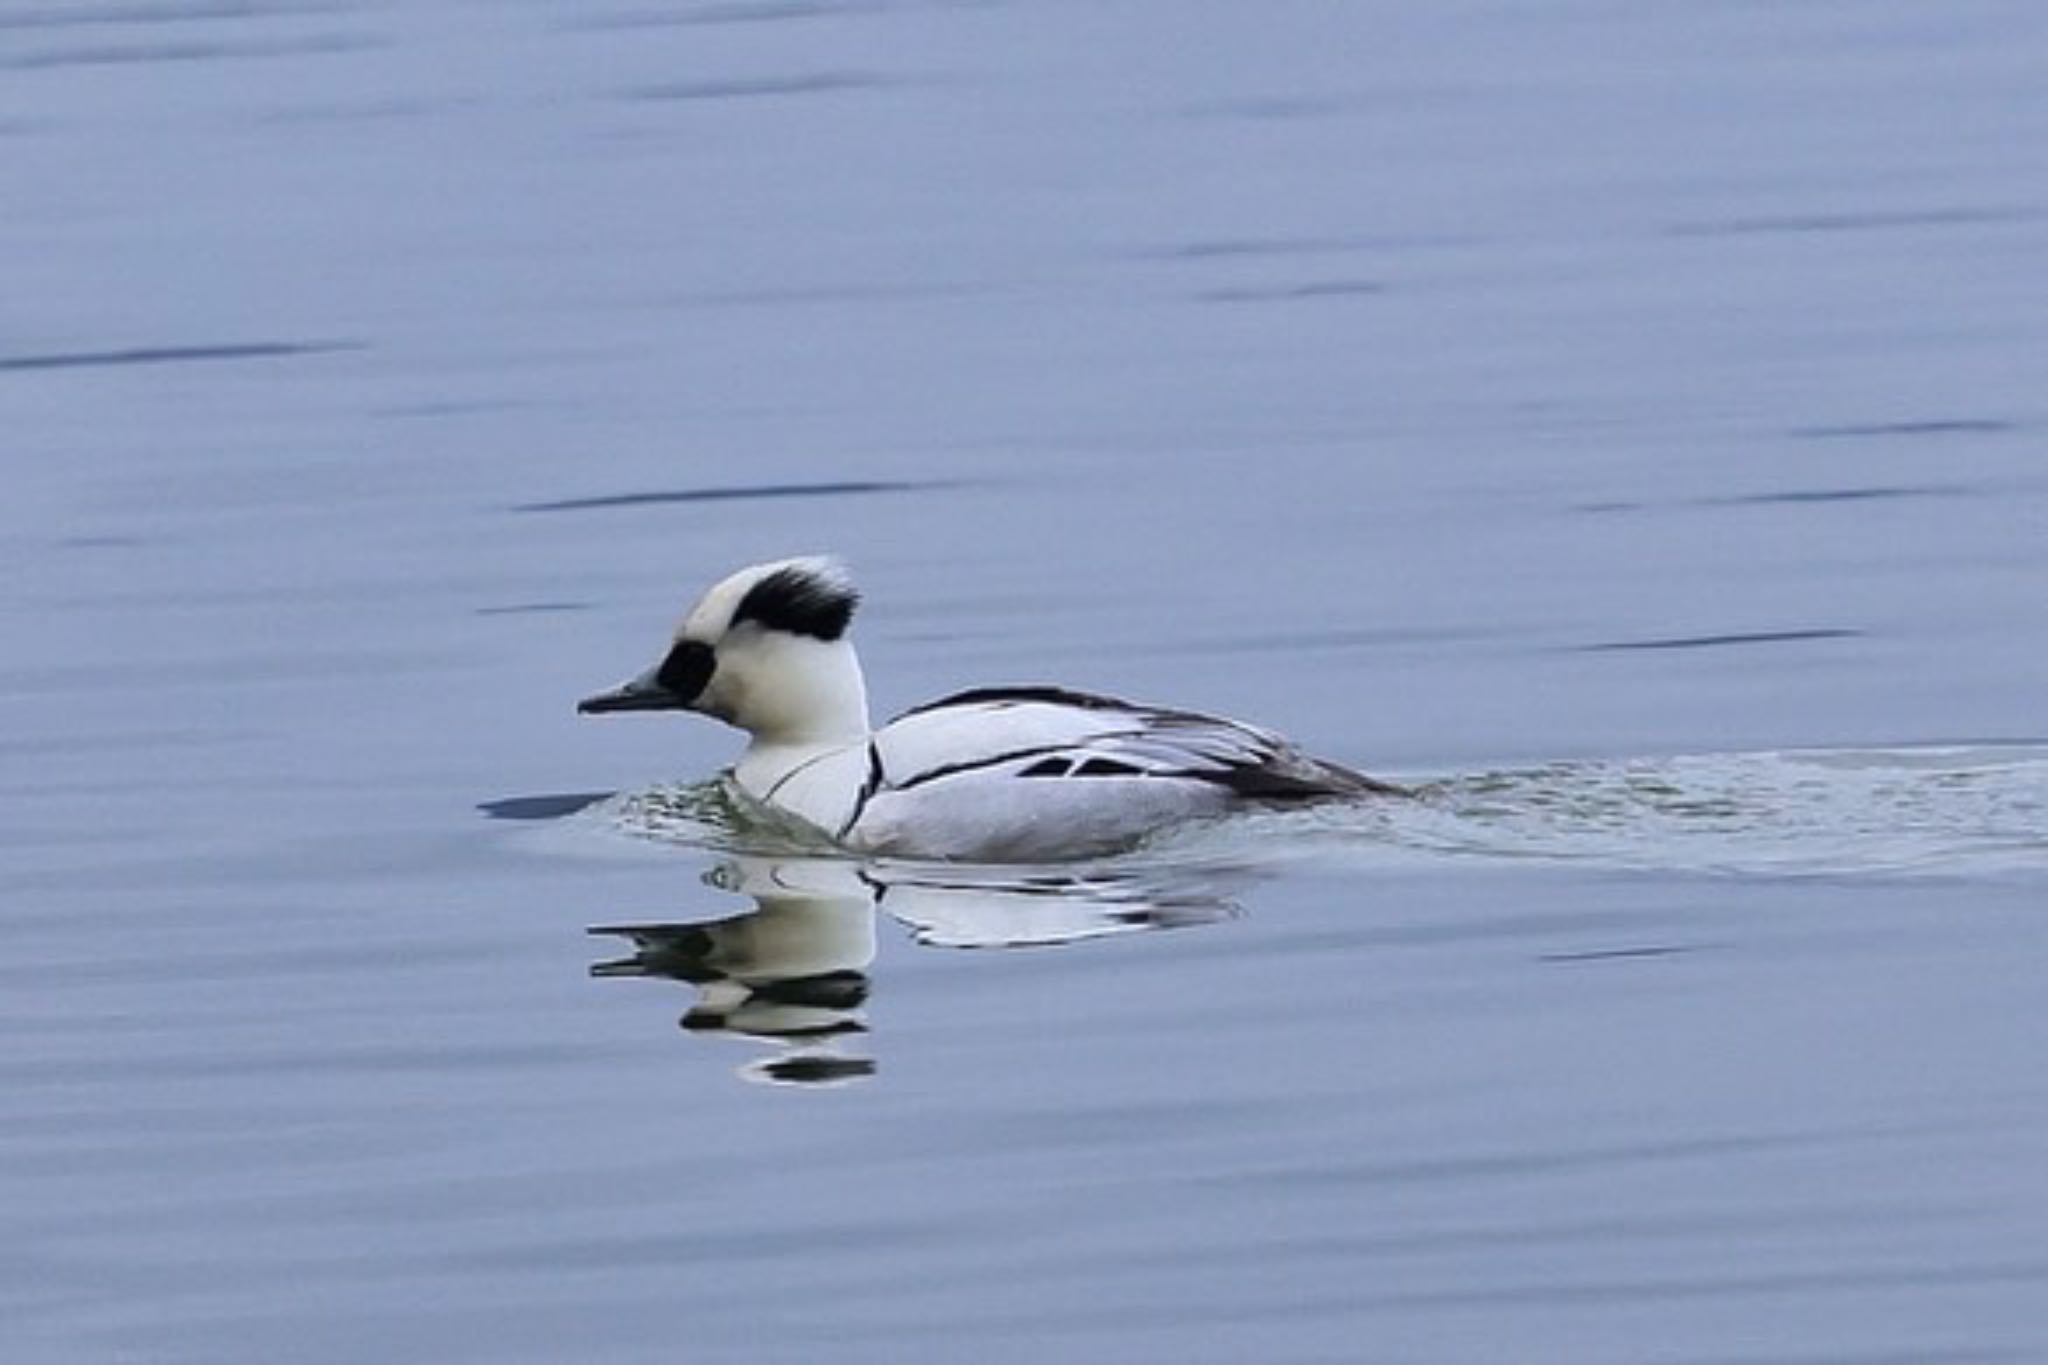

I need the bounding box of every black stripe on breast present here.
[836,741,887,839]
[762,748,837,803]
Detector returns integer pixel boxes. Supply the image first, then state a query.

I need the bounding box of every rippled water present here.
[6,2,2048,1362]
[588,742,2048,878]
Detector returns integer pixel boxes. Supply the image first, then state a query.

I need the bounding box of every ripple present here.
[1195,280,1384,303]
[0,33,379,69]
[568,1,879,31]
[623,71,890,102]
[471,601,590,617]
[587,776,842,855]
[1580,629,1862,653]
[1666,207,2038,237]
[0,341,357,372]
[1230,744,2048,878]
[0,2,350,30]
[1793,419,2020,440]
[511,481,926,513]
[477,792,612,821]
[1707,486,1971,507]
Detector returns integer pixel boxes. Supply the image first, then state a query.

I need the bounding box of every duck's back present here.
[847,687,1388,860]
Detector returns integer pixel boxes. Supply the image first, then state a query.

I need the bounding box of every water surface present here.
[5,2,2046,1362]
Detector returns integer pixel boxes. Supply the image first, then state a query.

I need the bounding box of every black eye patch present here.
[655,640,715,701]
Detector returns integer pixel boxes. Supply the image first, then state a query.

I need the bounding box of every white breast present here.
[734,741,871,840]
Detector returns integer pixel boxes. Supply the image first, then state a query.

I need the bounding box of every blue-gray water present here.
[6,3,2047,1361]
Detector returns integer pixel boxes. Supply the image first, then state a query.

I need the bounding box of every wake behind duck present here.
[578,556,1403,861]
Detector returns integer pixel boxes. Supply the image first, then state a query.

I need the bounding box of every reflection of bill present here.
[589,857,1242,1085]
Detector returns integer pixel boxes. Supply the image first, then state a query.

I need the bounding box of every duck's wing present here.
[876,686,1395,799]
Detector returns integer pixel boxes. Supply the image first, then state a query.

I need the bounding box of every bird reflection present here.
[589,856,1240,1085]
[591,859,878,1086]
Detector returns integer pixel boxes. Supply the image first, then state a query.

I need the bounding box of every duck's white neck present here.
[728,635,872,756]
[727,639,873,831]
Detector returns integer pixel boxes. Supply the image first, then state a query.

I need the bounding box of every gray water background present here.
[5,2,2047,1361]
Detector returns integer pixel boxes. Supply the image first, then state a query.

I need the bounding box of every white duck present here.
[578,557,1402,860]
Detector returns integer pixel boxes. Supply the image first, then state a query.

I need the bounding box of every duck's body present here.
[580,558,1401,861]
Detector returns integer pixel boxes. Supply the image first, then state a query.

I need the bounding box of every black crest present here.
[729,563,859,641]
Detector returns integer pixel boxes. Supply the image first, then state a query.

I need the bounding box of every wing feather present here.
[876,688,1396,801]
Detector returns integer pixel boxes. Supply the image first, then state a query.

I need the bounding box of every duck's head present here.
[578,557,869,746]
